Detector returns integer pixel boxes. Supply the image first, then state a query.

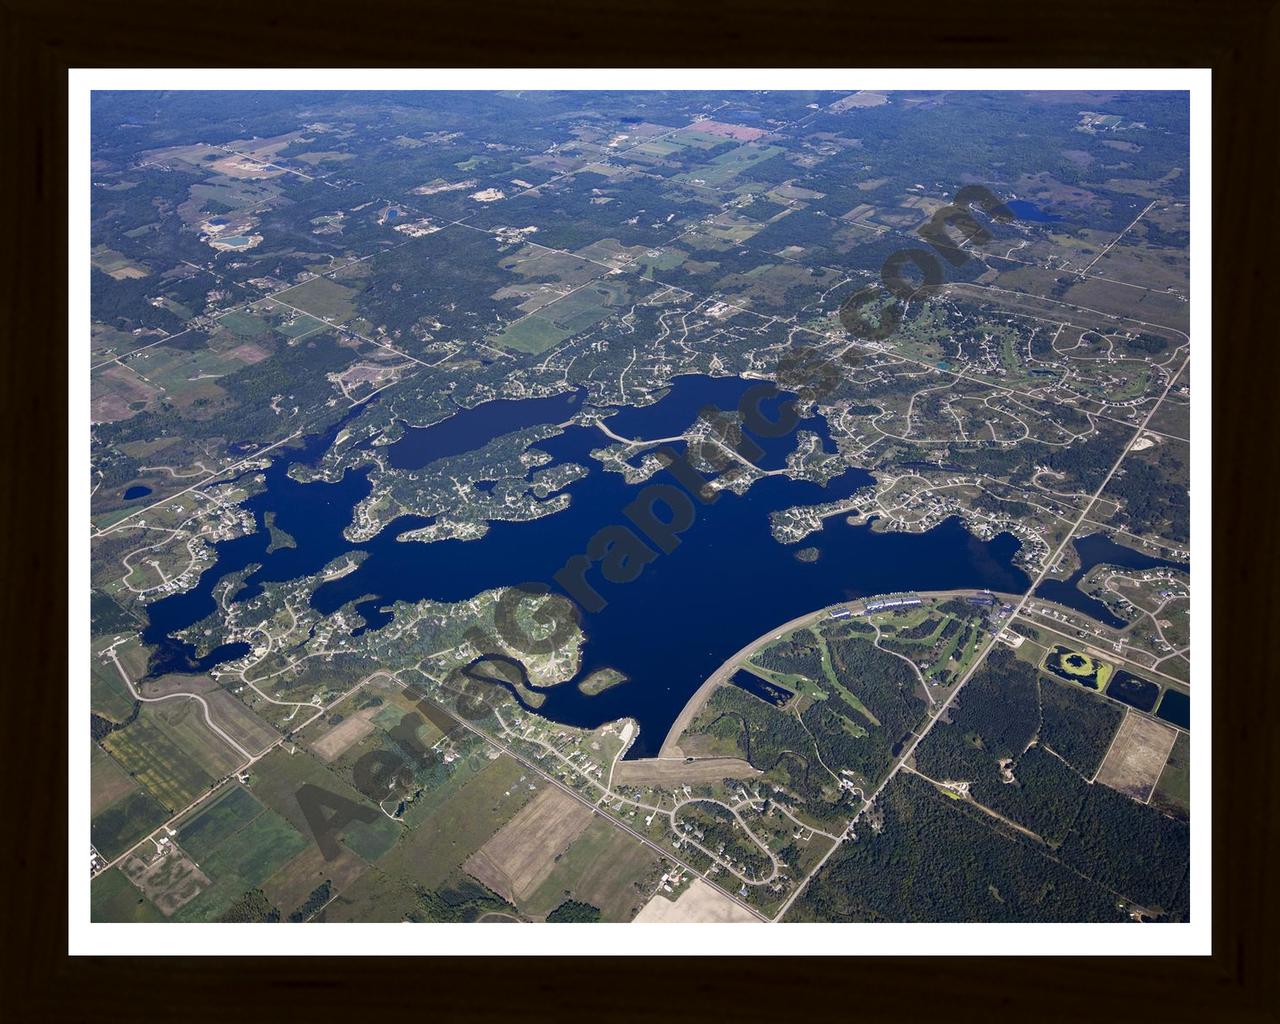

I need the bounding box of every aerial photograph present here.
[86,86,1194,929]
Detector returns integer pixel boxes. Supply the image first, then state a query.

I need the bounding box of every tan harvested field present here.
[463,786,594,903]
[612,757,761,787]
[226,342,271,365]
[91,363,158,422]
[1096,712,1178,801]
[830,91,888,111]
[224,131,306,162]
[523,817,663,921]
[1088,242,1190,293]
[693,120,770,142]
[109,265,149,280]
[261,843,369,914]
[632,877,757,923]
[141,672,224,699]
[92,246,150,280]
[205,691,280,754]
[91,744,140,815]
[309,707,377,762]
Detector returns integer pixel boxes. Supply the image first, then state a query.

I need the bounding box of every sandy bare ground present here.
[226,342,270,365]
[612,757,761,787]
[632,877,758,923]
[693,120,770,142]
[107,265,149,280]
[463,786,594,903]
[1096,711,1178,801]
[209,153,283,179]
[310,707,377,763]
[91,363,158,422]
[830,91,888,111]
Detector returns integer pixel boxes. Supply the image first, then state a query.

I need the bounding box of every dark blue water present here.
[123,485,152,500]
[389,390,585,470]
[142,375,1031,757]
[729,669,793,707]
[1034,534,1187,630]
[386,209,399,220]
[1105,671,1159,713]
[1156,688,1190,730]
[1007,199,1062,223]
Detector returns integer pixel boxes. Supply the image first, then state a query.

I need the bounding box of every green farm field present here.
[103,702,242,810]
[376,754,530,890]
[522,816,663,922]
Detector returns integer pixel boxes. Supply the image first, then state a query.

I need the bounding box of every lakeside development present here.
[662,586,1190,764]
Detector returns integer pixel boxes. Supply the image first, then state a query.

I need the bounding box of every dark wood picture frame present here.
[3,0,1275,1018]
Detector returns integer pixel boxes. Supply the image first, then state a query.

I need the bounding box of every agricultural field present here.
[101,702,242,811]
[1095,712,1179,802]
[246,747,402,864]
[91,788,170,862]
[633,877,758,923]
[1151,732,1191,820]
[522,817,666,922]
[462,785,595,904]
[375,754,532,890]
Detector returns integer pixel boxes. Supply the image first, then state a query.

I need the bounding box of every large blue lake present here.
[143,374,1031,756]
